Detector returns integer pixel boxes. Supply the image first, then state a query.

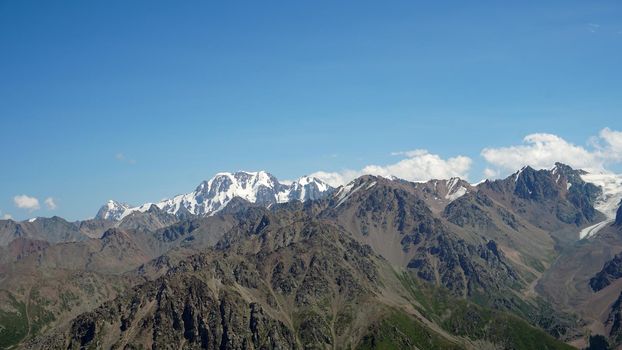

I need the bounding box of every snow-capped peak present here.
[96,171,334,221]
[95,200,131,220]
[283,175,332,202]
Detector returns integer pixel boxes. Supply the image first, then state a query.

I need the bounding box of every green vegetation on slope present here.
[0,293,28,349]
[396,271,575,350]
[444,302,574,350]
[0,289,56,349]
[357,310,463,350]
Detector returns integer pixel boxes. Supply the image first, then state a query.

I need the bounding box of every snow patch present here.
[445,177,468,202]
[445,186,467,202]
[514,166,527,183]
[335,183,355,207]
[579,172,622,239]
[366,181,377,190]
[335,181,368,207]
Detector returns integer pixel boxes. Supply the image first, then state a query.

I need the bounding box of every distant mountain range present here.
[2,163,622,349]
[96,171,334,221]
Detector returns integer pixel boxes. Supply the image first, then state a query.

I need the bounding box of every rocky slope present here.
[590,253,622,292]
[321,176,522,301]
[2,163,622,349]
[23,204,572,350]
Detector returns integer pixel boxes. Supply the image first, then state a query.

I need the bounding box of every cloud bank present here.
[310,149,472,187]
[481,128,622,176]
[309,127,622,187]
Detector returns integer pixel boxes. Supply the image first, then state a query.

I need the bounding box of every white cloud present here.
[481,128,622,176]
[1,214,12,220]
[309,170,362,187]
[45,197,57,210]
[594,127,622,162]
[13,195,40,212]
[483,168,499,178]
[310,150,472,187]
[115,153,136,165]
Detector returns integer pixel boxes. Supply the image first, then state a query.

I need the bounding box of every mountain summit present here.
[96,171,334,221]
[95,200,131,220]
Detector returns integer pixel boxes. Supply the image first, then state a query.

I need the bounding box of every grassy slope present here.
[357,311,463,350]
[381,271,576,350]
[0,293,28,349]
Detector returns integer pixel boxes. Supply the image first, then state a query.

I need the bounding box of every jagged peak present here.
[552,162,569,171]
[292,175,328,186]
[104,199,130,209]
[98,170,335,221]
[513,165,533,182]
[331,174,475,207]
[96,200,131,221]
[214,170,272,177]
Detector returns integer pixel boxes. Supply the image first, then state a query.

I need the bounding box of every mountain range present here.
[95,171,334,221]
[1,164,622,349]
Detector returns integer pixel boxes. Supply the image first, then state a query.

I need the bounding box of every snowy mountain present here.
[96,171,334,221]
[95,201,131,221]
[579,172,622,238]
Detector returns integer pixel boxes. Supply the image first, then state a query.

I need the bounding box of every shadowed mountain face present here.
[320,176,523,302]
[480,164,601,231]
[1,164,620,349]
[590,253,622,292]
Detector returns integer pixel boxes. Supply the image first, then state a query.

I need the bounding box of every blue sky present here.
[1,1,621,221]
